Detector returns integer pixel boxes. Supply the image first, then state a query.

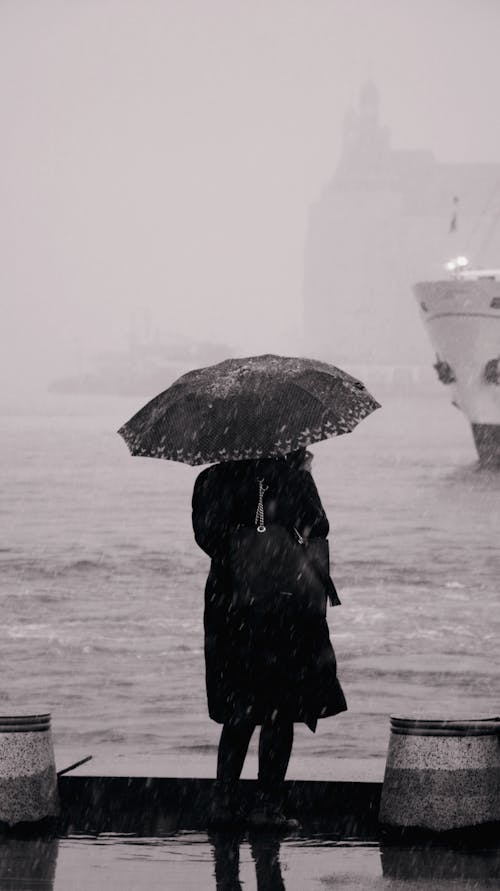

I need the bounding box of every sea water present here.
[1,386,499,763]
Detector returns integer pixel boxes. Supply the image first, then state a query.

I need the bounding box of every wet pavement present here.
[1,833,500,890]
[1,754,498,888]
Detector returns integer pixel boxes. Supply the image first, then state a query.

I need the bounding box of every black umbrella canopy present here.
[117,354,381,465]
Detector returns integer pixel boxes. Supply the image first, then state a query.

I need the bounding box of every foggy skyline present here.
[2,0,500,395]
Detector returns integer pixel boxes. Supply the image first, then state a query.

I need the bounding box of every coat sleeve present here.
[292,470,330,539]
[192,467,234,558]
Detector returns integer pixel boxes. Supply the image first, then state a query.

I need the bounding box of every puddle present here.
[0,833,499,890]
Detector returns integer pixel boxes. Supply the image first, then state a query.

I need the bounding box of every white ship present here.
[414,257,500,466]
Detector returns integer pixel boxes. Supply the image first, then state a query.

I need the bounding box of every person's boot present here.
[248,785,300,831]
[208,781,244,827]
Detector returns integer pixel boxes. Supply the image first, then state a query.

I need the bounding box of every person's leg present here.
[209,719,256,825]
[257,716,294,789]
[217,720,255,782]
[250,716,297,828]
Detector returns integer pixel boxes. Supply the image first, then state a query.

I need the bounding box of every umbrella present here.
[117,353,380,465]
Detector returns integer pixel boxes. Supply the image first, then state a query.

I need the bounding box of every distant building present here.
[302,82,500,363]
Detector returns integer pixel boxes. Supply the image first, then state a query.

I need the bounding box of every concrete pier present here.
[4,747,498,844]
[1,752,499,890]
[54,753,384,838]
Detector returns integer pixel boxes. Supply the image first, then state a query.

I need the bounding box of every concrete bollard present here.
[379,715,500,836]
[0,714,59,828]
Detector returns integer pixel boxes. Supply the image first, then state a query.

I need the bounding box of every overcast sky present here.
[2,0,500,392]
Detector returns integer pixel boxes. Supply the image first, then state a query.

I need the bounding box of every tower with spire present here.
[302,83,500,364]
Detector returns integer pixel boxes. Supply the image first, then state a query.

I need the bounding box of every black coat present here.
[192,458,347,731]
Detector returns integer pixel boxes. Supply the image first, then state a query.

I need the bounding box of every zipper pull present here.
[293,527,304,544]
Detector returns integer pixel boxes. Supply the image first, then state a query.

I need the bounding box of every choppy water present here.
[1,386,499,762]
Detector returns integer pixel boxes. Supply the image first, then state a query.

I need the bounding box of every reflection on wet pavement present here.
[1,833,500,890]
[0,837,59,890]
[211,830,288,891]
[381,843,500,885]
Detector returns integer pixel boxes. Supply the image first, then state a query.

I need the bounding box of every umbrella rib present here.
[288,367,372,397]
[275,380,330,418]
[276,378,358,426]
[283,371,379,413]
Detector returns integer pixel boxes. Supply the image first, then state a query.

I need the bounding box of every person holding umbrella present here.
[118,354,380,829]
[192,445,346,828]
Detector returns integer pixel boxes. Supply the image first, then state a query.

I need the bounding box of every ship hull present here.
[471,424,500,467]
[414,278,500,466]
